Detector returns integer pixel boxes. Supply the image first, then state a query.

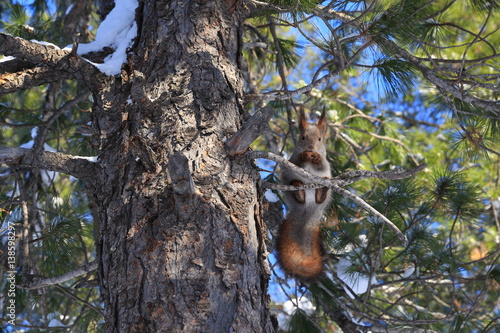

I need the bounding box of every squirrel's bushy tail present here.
[277,218,324,280]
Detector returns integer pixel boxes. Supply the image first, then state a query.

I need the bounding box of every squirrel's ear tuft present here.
[299,108,308,131]
[317,106,327,133]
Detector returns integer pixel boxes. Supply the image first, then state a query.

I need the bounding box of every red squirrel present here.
[277,108,331,280]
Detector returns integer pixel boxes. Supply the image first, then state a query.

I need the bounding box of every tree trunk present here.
[92,0,274,331]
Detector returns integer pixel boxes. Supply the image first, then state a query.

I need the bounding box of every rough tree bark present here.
[0,0,274,330]
[88,0,274,331]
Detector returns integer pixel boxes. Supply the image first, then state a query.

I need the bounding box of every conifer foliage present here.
[1,0,499,332]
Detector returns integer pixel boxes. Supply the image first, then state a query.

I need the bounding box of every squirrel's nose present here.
[305,144,315,151]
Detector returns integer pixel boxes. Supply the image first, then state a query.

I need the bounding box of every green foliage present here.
[288,309,322,333]
[276,37,303,69]
[1,3,54,42]
[37,197,94,276]
[261,15,500,324]
[368,0,439,51]
[469,0,500,13]
[0,1,101,331]
[368,58,418,99]
[1,0,499,331]
[431,170,482,219]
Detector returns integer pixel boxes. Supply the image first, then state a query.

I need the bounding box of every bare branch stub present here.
[225,106,274,156]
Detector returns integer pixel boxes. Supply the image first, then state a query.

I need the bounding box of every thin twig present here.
[18,260,98,290]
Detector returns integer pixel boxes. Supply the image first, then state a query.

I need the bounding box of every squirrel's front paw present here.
[290,180,306,204]
[302,151,322,165]
[315,187,329,204]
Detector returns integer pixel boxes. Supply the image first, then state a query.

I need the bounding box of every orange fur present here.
[277,219,324,280]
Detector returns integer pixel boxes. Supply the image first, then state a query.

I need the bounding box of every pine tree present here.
[1,0,499,332]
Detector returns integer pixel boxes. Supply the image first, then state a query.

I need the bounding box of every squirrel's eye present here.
[318,137,322,141]
[302,136,305,140]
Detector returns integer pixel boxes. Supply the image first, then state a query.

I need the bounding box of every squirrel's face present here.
[298,126,326,154]
[297,109,328,154]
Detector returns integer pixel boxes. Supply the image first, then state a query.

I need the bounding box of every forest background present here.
[0,0,499,332]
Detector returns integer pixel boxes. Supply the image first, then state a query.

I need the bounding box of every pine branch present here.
[246,0,302,15]
[0,65,73,94]
[332,184,407,245]
[32,92,91,155]
[268,16,290,91]
[394,44,500,118]
[247,151,427,244]
[0,33,109,91]
[248,151,425,189]
[281,3,500,119]
[0,57,33,74]
[54,284,103,315]
[335,123,420,165]
[18,260,98,290]
[331,164,427,187]
[20,199,32,279]
[245,65,345,103]
[0,147,100,184]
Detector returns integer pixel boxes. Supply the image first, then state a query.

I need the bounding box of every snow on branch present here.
[74,0,138,75]
[247,151,427,245]
[0,0,138,91]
